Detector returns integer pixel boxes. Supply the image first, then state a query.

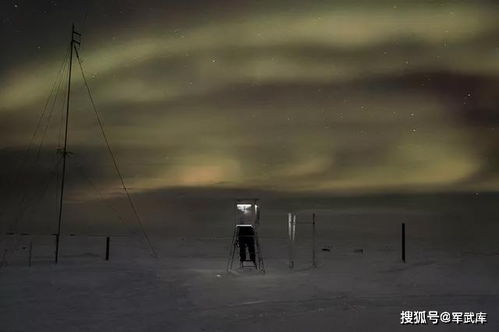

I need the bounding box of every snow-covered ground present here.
[1,193,499,331]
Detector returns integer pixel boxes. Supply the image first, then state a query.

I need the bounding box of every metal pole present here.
[312,213,317,268]
[105,236,110,261]
[55,24,76,264]
[401,222,406,263]
[292,214,296,268]
[227,226,237,272]
[288,213,294,269]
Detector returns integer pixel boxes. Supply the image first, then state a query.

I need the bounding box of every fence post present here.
[312,213,317,268]
[54,234,58,264]
[401,223,406,263]
[105,236,110,261]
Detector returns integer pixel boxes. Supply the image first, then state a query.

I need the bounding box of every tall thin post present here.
[288,213,296,269]
[55,24,78,264]
[312,213,317,268]
[291,213,294,269]
[401,222,406,263]
[105,236,110,261]
[288,213,293,269]
[227,226,237,272]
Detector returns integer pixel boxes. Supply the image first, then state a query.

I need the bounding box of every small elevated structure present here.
[227,199,265,273]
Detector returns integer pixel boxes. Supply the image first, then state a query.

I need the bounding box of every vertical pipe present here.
[288,213,294,269]
[105,236,110,261]
[312,213,317,268]
[401,222,406,263]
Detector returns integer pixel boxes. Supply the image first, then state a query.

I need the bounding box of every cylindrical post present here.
[312,213,317,268]
[105,236,110,261]
[401,223,406,263]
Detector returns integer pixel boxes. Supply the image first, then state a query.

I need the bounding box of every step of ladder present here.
[240,260,257,268]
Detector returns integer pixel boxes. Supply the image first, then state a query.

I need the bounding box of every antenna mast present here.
[55,24,81,264]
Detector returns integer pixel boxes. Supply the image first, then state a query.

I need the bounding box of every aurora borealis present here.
[1,0,499,196]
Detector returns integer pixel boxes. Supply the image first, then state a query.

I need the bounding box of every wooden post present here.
[28,240,33,267]
[401,223,406,263]
[105,236,110,261]
[312,213,317,268]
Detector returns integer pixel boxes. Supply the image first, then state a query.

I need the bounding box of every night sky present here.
[1,0,499,198]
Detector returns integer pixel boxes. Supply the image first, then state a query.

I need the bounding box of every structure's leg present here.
[231,240,238,269]
[254,230,265,272]
[227,227,237,272]
[240,238,247,262]
[247,237,256,264]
